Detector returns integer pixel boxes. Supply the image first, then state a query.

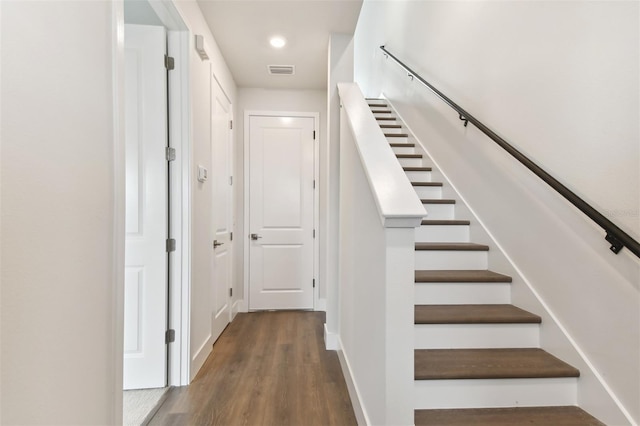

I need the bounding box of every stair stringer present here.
[382,96,633,426]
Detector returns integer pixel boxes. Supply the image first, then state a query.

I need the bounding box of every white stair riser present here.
[413,185,442,199]
[386,136,408,144]
[414,378,577,409]
[405,170,432,182]
[415,250,488,270]
[373,112,394,119]
[414,323,540,349]
[415,225,469,242]
[422,204,455,220]
[391,145,415,155]
[398,157,423,168]
[380,126,404,134]
[415,282,511,305]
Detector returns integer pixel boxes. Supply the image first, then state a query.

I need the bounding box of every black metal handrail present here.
[380,45,640,258]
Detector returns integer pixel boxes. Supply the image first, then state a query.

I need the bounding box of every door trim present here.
[243,111,320,312]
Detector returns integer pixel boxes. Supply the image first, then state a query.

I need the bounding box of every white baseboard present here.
[337,337,369,426]
[231,299,245,319]
[324,323,339,350]
[190,333,213,381]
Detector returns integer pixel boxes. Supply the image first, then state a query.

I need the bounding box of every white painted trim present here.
[243,110,321,312]
[337,337,370,426]
[231,299,243,320]
[315,297,327,312]
[323,323,338,350]
[167,29,191,387]
[111,1,126,422]
[337,83,425,228]
[190,334,213,382]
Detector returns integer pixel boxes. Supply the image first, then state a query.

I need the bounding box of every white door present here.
[123,24,168,390]
[249,115,315,310]
[210,77,232,340]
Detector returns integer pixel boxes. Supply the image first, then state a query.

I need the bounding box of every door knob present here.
[213,240,224,248]
[250,233,262,240]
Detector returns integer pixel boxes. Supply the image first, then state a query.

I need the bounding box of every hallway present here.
[148,312,357,425]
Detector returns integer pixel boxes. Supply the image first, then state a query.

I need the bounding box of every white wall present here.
[235,88,327,306]
[1,1,122,423]
[325,34,354,347]
[171,0,238,379]
[354,1,639,423]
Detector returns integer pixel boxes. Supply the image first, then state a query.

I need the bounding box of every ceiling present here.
[197,0,363,90]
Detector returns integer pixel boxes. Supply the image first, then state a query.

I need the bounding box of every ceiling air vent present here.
[268,65,295,75]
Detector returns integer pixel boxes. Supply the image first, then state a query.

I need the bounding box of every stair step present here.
[415,304,541,324]
[422,199,455,204]
[415,281,511,305]
[421,220,470,226]
[372,110,392,114]
[368,103,387,108]
[375,116,396,121]
[415,348,580,380]
[415,244,488,270]
[416,270,512,283]
[405,167,432,172]
[415,406,604,426]
[380,124,402,128]
[416,222,469,243]
[385,133,409,137]
[397,154,422,158]
[412,182,443,187]
[390,143,415,147]
[415,242,488,251]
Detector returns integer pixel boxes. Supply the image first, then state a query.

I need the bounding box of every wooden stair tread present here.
[415,348,580,380]
[396,154,422,158]
[372,110,392,113]
[416,270,512,282]
[415,406,604,426]
[415,304,541,324]
[385,133,409,137]
[404,167,432,172]
[415,242,489,251]
[380,124,401,128]
[421,219,470,225]
[390,143,415,147]
[368,103,387,108]
[412,182,442,187]
[421,199,455,204]
[375,116,396,120]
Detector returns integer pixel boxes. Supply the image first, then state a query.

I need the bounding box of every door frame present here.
[113,0,192,397]
[243,111,320,311]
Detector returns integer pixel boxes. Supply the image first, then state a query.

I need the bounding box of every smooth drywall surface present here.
[354,1,639,423]
[171,0,237,379]
[236,88,327,305]
[1,1,119,423]
[326,34,354,339]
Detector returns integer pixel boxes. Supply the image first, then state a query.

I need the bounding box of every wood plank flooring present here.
[148,311,357,426]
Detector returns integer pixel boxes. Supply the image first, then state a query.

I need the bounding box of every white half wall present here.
[1,1,122,423]
[354,1,639,424]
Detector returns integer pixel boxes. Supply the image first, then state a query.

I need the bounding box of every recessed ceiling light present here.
[270,36,286,49]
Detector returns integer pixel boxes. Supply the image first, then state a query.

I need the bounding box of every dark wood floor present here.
[148,311,357,426]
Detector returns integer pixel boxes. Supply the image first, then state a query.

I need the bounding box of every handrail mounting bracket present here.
[605,232,624,254]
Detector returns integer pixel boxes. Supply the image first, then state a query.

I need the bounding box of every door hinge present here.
[165,329,175,344]
[313,180,316,189]
[313,130,316,140]
[166,238,176,252]
[229,288,233,297]
[166,147,176,162]
[313,279,315,288]
[229,120,233,130]
[164,55,175,71]
[230,232,233,241]
[229,176,233,185]
[313,229,316,239]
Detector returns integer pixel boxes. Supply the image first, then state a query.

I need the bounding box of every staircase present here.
[367,99,605,426]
